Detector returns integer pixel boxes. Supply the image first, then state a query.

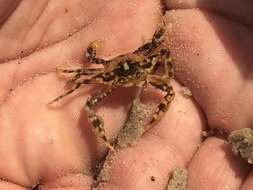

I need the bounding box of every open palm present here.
[0,1,252,190]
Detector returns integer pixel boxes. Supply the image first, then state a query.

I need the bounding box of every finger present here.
[164,9,253,132]
[164,0,253,25]
[96,81,205,190]
[187,137,250,190]
[241,172,253,190]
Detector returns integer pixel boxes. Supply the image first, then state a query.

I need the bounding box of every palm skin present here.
[0,0,252,190]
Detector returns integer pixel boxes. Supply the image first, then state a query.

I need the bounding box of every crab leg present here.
[63,68,103,84]
[48,79,96,104]
[58,67,103,74]
[159,48,174,79]
[134,21,165,55]
[146,75,175,130]
[86,40,108,65]
[84,87,115,150]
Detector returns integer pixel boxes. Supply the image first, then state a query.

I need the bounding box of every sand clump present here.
[228,128,253,164]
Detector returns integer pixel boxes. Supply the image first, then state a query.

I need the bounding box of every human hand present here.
[0,0,252,190]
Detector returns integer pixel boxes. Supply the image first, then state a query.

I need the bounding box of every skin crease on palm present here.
[0,0,253,189]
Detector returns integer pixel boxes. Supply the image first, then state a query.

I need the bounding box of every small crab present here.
[49,22,175,150]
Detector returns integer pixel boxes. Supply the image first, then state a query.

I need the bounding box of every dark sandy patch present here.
[167,168,187,190]
[92,94,154,189]
[228,128,253,164]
